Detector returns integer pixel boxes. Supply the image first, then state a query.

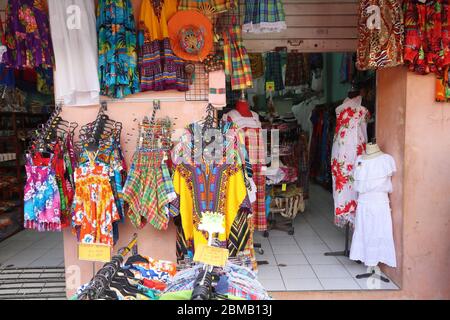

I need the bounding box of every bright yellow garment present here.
[139,0,178,41]
[173,164,248,252]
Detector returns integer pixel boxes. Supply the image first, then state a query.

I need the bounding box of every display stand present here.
[324,223,351,257]
[356,267,390,283]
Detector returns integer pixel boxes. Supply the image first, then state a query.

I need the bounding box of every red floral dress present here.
[331,96,370,228]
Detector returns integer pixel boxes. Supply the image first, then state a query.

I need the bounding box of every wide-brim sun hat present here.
[168,10,214,62]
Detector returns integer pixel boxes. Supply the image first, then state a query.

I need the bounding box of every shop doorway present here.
[222,51,398,291]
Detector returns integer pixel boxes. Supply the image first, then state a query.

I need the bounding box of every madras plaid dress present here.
[223,25,253,91]
[243,0,287,33]
[123,151,176,231]
[178,0,233,13]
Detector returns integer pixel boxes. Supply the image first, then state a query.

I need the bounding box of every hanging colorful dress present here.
[24,153,62,232]
[3,0,54,69]
[331,96,369,228]
[72,142,121,246]
[138,0,187,92]
[243,0,287,34]
[97,0,140,98]
[124,151,176,230]
[356,0,404,70]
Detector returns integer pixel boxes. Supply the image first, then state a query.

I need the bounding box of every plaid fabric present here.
[251,165,266,231]
[223,25,253,91]
[242,128,267,231]
[265,51,284,91]
[285,52,311,86]
[243,0,286,26]
[249,53,264,78]
[161,163,176,201]
[178,0,233,13]
[122,151,173,230]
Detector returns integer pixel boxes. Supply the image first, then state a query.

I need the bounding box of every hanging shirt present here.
[48,0,100,106]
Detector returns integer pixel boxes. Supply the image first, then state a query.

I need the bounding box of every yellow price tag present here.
[266,81,275,92]
[282,183,287,191]
[193,244,229,267]
[78,243,112,263]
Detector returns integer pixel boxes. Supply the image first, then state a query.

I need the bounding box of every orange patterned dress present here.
[72,155,120,246]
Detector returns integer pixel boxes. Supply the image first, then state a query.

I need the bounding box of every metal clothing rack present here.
[72,233,138,300]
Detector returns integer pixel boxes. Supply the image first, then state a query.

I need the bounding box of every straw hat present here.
[168,10,214,62]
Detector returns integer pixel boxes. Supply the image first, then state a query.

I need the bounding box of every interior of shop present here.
[0,0,406,299]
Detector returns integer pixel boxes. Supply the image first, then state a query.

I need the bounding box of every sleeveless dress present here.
[24,153,62,231]
[350,153,397,267]
[331,96,369,228]
[72,143,120,246]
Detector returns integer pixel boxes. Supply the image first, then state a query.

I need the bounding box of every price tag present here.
[78,243,112,263]
[282,183,287,191]
[266,81,275,92]
[193,244,229,267]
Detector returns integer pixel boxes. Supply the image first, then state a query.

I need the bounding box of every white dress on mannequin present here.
[350,153,397,267]
[48,0,100,106]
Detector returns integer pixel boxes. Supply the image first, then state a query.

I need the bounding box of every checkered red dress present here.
[223,110,267,231]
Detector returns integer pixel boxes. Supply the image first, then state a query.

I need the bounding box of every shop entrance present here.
[221,51,399,291]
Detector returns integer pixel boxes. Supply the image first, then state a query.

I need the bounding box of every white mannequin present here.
[363,143,384,160]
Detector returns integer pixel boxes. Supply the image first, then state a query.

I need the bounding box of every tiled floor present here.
[0,230,64,269]
[0,231,65,300]
[254,183,400,292]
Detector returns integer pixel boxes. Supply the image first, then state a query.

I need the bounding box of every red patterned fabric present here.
[403,0,450,102]
[244,129,267,232]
